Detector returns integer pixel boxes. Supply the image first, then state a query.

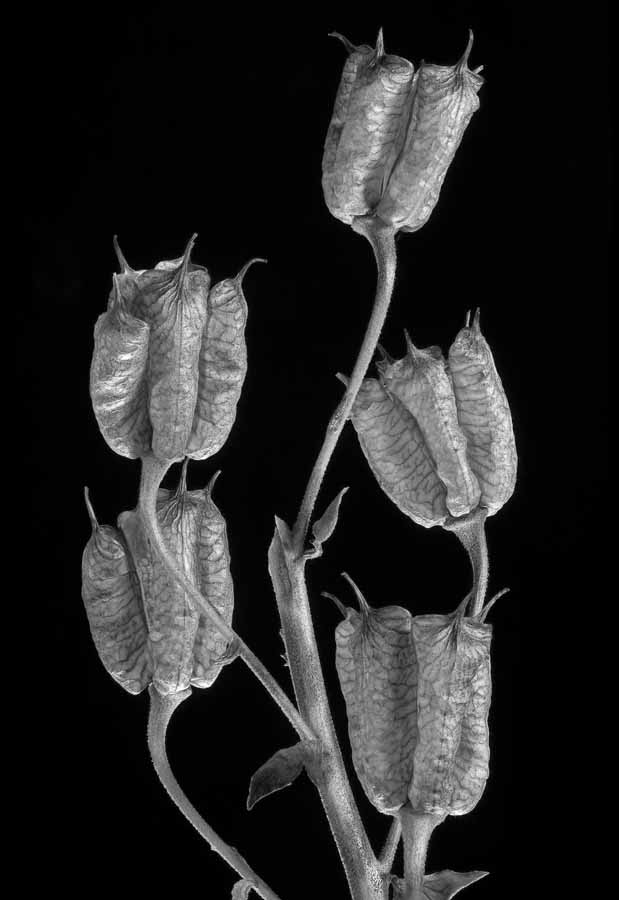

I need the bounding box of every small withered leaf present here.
[246,743,313,811]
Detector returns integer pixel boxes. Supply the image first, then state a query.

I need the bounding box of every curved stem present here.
[139,454,314,743]
[291,216,397,553]
[445,508,489,617]
[147,686,283,900]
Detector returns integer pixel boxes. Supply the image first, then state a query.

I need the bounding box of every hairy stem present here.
[445,508,489,617]
[291,216,397,553]
[147,686,283,900]
[398,808,445,900]
[378,817,402,874]
[139,453,314,743]
[267,217,398,899]
[269,528,387,900]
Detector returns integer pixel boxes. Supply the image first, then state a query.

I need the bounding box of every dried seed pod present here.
[409,606,492,816]
[331,574,417,815]
[118,460,235,696]
[81,488,152,694]
[379,335,481,518]
[377,31,484,232]
[185,260,260,460]
[448,310,517,515]
[349,376,449,528]
[322,30,415,225]
[90,237,258,463]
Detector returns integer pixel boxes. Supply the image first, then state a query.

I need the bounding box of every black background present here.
[22,2,608,898]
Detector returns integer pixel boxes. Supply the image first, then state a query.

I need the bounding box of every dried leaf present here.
[311,486,349,549]
[423,869,489,899]
[231,880,254,899]
[247,743,311,811]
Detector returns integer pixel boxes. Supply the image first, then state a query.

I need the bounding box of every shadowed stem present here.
[378,817,402,874]
[139,453,314,744]
[398,808,445,900]
[291,216,397,554]
[147,686,283,900]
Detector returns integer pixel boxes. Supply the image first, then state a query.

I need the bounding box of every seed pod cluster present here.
[332,581,494,818]
[349,319,516,526]
[90,236,259,463]
[331,575,418,815]
[322,30,483,232]
[82,461,235,696]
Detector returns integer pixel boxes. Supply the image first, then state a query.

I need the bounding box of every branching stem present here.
[147,686,283,900]
[139,453,314,743]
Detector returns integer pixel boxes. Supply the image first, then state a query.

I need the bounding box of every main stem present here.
[147,686,283,900]
[139,454,314,744]
[291,216,397,553]
[270,217,397,900]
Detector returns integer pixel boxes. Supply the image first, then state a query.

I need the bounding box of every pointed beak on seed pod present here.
[348,317,516,525]
[322,29,483,232]
[90,236,263,463]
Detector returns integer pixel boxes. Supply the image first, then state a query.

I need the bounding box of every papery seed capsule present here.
[349,375,449,528]
[322,30,415,225]
[377,31,484,233]
[118,461,234,696]
[379,335,481,518]
[81,489,152,694]
[90,237,257,464]
[185,260,260,460]
[89,275,152,458]
[409,608,491,816]
[332,575,417,815]
[448,310,517,515]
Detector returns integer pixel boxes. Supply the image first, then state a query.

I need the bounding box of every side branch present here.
[139,453,314,743]
[291,216,397,553]
[147,687,283,900]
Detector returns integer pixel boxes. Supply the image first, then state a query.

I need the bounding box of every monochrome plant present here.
[82,28,516,900]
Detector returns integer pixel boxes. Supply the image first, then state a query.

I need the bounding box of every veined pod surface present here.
[81,489,152,695]
[332,575,418,815]
[349,375,449,528]
[118,461,235,696]
[90,236,257,462]
[409,608,492,816]
[376,31,484,232]
[448,310,517,515]
[379,337,481,518]
[322,30,415,225]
